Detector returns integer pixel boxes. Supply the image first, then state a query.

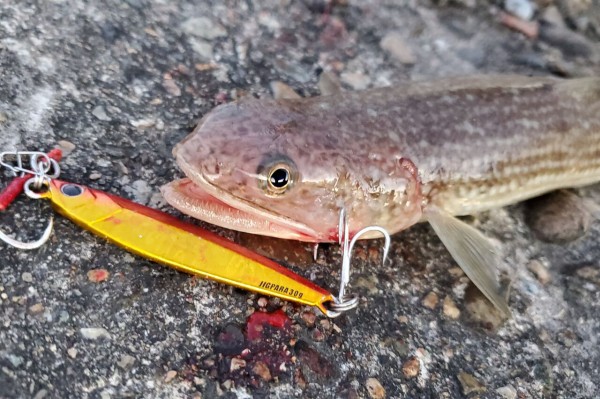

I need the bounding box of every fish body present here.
[163,75,600,241]
[162,75,600,315]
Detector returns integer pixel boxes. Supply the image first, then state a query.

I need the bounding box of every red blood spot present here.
[246,309,291,341]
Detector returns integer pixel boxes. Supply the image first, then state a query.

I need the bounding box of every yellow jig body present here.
[41,179,335,314]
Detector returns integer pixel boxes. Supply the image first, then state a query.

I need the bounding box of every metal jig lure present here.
[0,150,392,317]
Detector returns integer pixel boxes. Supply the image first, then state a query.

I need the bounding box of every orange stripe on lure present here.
[39,179,336,314]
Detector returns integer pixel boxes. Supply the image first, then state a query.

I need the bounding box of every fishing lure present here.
[0,150,388,317]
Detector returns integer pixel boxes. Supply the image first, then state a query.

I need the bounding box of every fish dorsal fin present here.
[425,206,512,318]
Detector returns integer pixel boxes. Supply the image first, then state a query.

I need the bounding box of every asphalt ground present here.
[0,1,599,398]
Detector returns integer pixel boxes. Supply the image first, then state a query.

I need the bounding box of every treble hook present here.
[324,208,391,317]
[0,217,53,250]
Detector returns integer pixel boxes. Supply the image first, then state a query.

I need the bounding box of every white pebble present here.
[505,0,536,21]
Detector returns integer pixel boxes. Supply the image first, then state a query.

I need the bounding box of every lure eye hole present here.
[61,184,83,197]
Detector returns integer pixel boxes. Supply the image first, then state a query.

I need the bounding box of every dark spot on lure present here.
[61,184,84,197]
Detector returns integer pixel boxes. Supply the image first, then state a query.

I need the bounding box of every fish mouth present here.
[160,154,319,242]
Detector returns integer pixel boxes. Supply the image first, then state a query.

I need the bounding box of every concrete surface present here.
[0,1,599,398]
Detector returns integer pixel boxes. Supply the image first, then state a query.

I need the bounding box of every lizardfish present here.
[162,75,600,316]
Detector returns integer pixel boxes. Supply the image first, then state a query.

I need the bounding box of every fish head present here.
[162,97,423,242]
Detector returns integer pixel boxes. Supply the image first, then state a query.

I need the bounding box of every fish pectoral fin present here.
[424,206,512,318]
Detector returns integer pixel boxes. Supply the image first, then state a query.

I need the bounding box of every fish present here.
[161,75,600,316]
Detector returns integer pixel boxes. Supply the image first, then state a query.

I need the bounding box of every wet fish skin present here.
[166,75,600,239]
[163,75,600,316]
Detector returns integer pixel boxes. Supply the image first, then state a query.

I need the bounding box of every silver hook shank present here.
[325,208,392,317]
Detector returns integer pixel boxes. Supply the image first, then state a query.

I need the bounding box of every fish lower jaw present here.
[161,178,321,242]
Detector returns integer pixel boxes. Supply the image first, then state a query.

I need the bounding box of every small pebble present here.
[180,17,227,39]
[317,71,341,96]
[189,39,213,60]
[496,384,517,399]
[332,323,342,334]
[80,327,111,340]
[457,372,486,395]
[21,272,33,283]
[422,291,439,310]
[541,5,566,27]
[576,266,600,284]
[464,285,505,329]
[7,354,23,367]
[257,297,268,308]
[354,275,379,295]
[91,105,111,122]
[302,311,316,327]
[366,377,386,399]
[443,296,461,319]
[0,112,7,123]
[402,357,420,378]
[162,75,181,97]
[29,303,44,315]
[504,0,536,21]
[117,354,136,370]
[448,267,464,277]
[89,172,102,180]
[340,72,371,91]
[294,368,307,389]
[33,390,47,399]
[380,32,416,65]
[164,370,177,383]
[130,118,155,129]
[222,379,234,390]
[57,140,76,155]
[312,328,325,342]
[193,377,205,386]
[252,361,272,381]
[230,358,246,372]
[67,347,77,359]
[117,161,129,175]
[527,260,551,284]
[270,81,301,100]
[525,191,590,244]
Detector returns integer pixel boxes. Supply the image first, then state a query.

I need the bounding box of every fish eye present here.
[268,165,292,191]
[257,155,297,196]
